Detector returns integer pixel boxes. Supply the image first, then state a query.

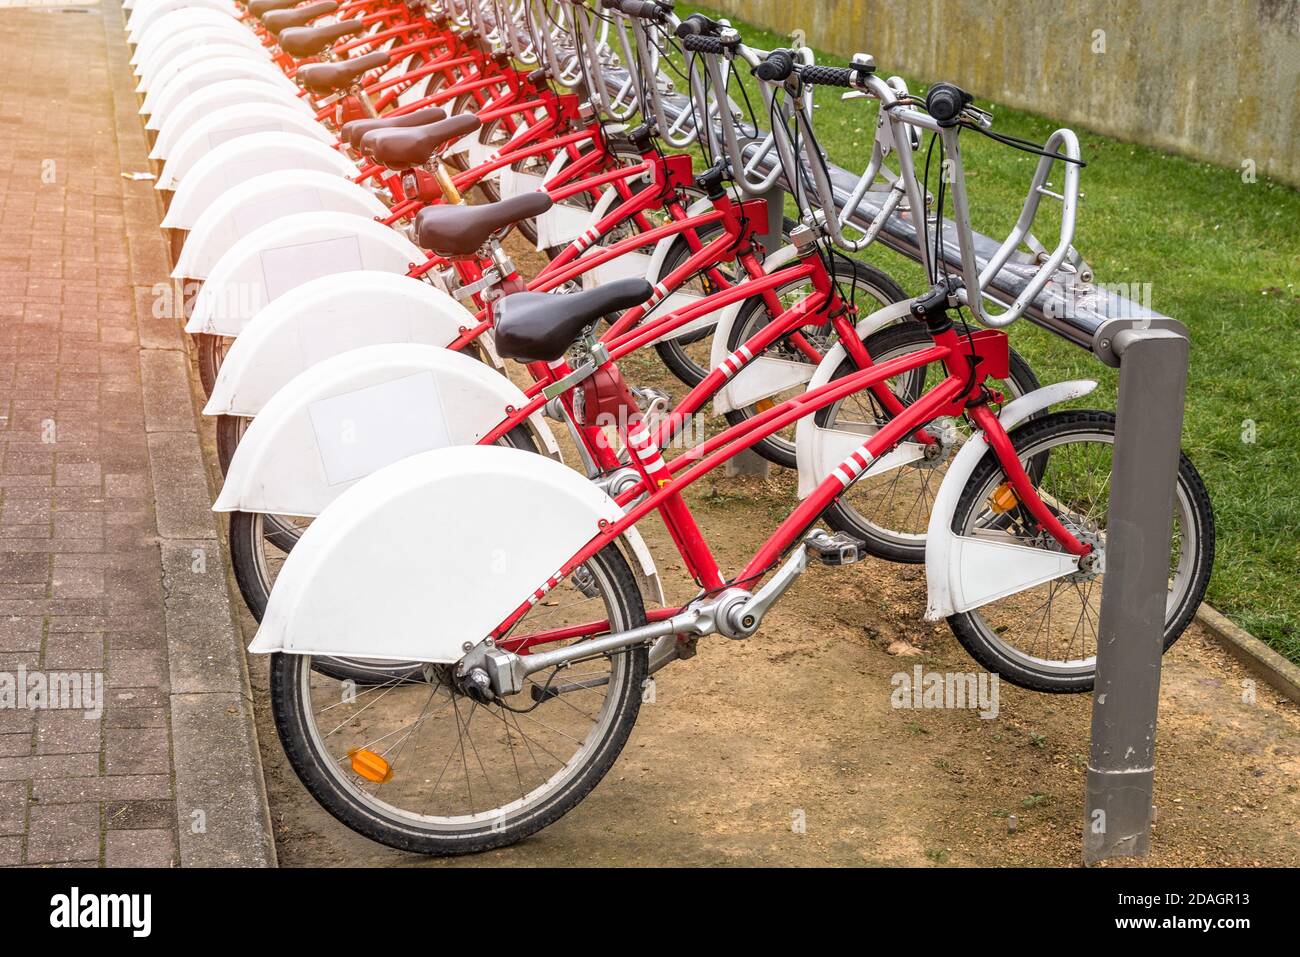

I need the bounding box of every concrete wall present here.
[700,0,1300,186]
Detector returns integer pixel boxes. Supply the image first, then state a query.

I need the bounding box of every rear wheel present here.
[269,543,648,855]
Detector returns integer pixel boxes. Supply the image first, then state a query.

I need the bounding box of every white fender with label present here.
[249,445,642,663]
[184,211,423,337]
[173,171,386,280]
[201,271,488,414]
[134,25,266,82]
[924,380,1098,621]
[161,134,358,231]
[143,57,294,125]
[154,104,334,184]
[214,344,554,516]
[150,78,311,144]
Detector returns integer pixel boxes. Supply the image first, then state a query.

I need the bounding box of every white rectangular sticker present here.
[259,235,364,302]
[308,371,452,487]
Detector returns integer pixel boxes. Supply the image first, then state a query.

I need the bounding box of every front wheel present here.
[269,543,649,855]
[945,409,1215,693]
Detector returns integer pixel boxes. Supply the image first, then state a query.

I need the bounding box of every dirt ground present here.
[217,349,1299,868]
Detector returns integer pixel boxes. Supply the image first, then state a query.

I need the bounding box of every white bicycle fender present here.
[148,78,308,137]
[132,10,251,67]
[134,24,265,79]
[249,445,628,663]
[709,244,804,413]
[203,271,474,413]
[137,37,267,95]
[143,58,296,124]
[214,343,549,516]
[792,298,919,498]
[138,41,266,98]
[128,0,239,44]
[154,105,333,183]
[923,380,1098,621]
[161,135,357,230]
[173,171,385,280]
[185,211,423,336]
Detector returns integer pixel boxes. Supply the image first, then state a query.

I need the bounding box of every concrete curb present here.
[1195,604,1300,706]
[102,0,277,867]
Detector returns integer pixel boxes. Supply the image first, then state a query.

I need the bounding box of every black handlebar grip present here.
[674,13,718,37]
[925,81,973,126]
[681,33,726,55]
[619,0,666,20]
[798,65,855,87]
[755,48,795,82]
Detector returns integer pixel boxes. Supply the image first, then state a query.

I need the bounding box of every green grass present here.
[676,7,1300,661]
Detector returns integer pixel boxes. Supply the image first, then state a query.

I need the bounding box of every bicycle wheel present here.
[195,332,231,397]
[946,410,1215,693]
[652,217,796,388]
[723,258,909,468]
[228,425,539,684]
[270,542,648,855]
[818,321,1042,563]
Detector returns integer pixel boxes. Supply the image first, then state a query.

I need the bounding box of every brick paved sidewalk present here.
[0,1,274,866]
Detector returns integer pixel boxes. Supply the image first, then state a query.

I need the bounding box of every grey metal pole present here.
[1083,321,1190,864]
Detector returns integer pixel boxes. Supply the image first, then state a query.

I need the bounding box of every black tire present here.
[945,410,1215,693]
[269,542,648,855]
[722,258,910,469]
[215,413,244,477]
[652,216,797,388]
[818,320,1042,563]
[195,333,230,398]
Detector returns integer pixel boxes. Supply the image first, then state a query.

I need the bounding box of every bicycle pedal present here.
[805,531,866,566]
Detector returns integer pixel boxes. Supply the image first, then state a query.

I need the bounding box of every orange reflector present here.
[349,748,392,783]
[988,482,1018,514]
[754,398,775,413]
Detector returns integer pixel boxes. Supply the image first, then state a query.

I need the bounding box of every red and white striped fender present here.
[154,104,333,183]
[185,211,423,337]
[703,243,809,415]
[142,56,295,124]
[161,134,357,231]
[127,0,240,45]
[151,79,313,151]
[248,445,638,664]
[532,139,639,251]
[578,194,721,346]
[924,380,1098,620]
[790,298,923,498]
[133,22,265,79]
[173,171,385,280]
[214,344,554,517]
